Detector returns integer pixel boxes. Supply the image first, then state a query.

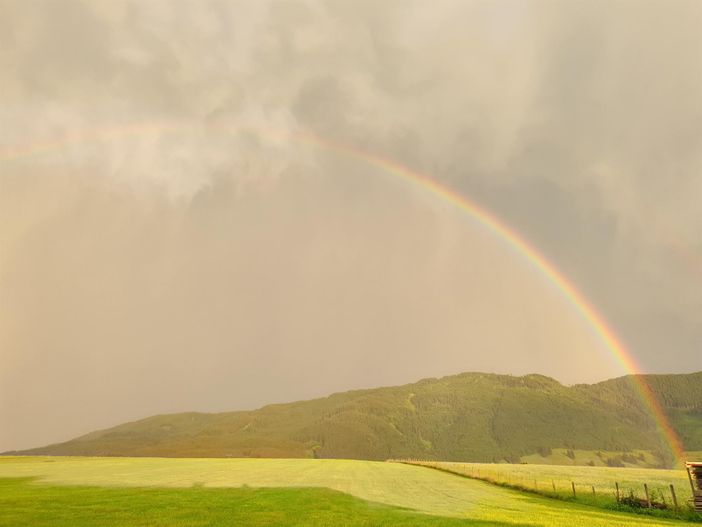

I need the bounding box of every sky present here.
[1,0,701,452]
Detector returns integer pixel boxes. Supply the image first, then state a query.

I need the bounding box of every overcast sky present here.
[1,0,701,452]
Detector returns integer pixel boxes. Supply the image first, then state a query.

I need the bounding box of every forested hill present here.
[8,371,702,466]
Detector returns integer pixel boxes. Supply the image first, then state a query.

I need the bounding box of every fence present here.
[394,459,698,515]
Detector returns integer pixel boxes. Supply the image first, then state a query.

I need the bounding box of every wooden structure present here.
[686,461,702,512]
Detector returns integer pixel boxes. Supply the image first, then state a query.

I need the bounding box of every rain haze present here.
[1,0,701,452]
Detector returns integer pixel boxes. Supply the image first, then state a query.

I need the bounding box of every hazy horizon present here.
[2,0,701,452]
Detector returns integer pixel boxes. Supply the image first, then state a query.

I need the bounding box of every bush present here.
[537,446,552,457]
[606,456,625,467]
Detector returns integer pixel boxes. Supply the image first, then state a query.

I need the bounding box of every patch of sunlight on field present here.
[435,461,691,499]
[0,457,691,527]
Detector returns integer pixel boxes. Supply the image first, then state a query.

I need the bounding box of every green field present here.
[414,460,692,495]
[0,478,489,527]
[0,457,697,526]
[406,460,700,520]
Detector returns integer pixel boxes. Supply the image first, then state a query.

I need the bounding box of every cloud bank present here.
[1,0,701,451]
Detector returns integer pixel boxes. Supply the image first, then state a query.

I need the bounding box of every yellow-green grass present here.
[0,457,694,526]
[520,448,661,468]
[407,460,700,522]
[415,460,691,498]
[0,477,493,527]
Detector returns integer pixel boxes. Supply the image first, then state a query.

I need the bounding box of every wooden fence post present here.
[592,485,596,497]
[552,480,556,492]
[615,482,620,502]
[670,484,678,510]
[572,482,576,498]
[644,483,651,508]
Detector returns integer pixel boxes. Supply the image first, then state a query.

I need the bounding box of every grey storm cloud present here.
[1,0,701,451]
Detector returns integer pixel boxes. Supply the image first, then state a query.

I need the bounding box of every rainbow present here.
[0,122,685,463]
[302,132,686,464]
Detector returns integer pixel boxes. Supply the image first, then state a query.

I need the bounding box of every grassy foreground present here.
[0,477,482,527]
[404,461,700,522]
[412,461,692,499]
[0,457,695,526]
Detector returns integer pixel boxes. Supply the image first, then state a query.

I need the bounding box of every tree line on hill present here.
[7,371,702,467]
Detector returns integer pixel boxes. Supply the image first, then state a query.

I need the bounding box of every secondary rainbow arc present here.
[0,122,686,463]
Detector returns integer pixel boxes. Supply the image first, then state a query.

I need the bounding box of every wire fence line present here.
[391,459,701,520]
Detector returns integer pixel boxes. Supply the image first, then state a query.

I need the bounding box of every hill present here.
[7,371,702,466]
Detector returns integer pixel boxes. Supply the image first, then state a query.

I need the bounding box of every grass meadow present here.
[0,477,486,527]
[405,460,700,522]
[0,456,698,526]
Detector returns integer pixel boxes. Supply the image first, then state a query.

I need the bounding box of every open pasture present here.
[413,460,691,499]
[0,456,696,526]
[406,460,699,519]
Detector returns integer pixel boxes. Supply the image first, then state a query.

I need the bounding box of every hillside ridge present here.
[7,371,702,466]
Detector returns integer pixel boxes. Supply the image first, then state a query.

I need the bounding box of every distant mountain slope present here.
[8,371,702,466]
